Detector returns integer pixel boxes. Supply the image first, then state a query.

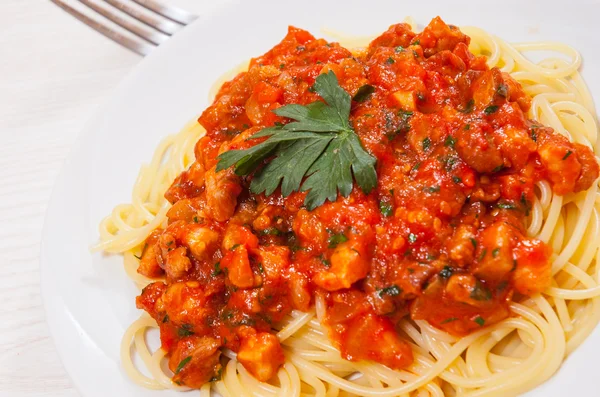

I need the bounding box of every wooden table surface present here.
[0,1,207,395]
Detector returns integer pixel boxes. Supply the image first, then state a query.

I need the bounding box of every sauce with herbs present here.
[135,17,599,387]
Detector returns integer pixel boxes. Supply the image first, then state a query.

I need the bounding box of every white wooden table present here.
[0,1,207,395]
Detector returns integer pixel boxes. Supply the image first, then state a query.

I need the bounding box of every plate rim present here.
[40,1,600,396]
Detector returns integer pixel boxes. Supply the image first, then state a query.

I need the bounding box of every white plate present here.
[41,0,600,396]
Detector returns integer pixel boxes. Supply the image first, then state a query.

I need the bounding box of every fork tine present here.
[78,0,170,45]
[101,0,182,35]
[50,0,154,56]
[131,0,198,25]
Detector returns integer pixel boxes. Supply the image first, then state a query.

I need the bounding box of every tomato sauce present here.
[135,17,599,387]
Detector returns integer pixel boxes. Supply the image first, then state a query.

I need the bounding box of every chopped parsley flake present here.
[379,285,402,297]
[439,266,453,279]
[328,232,348,248]
[353,84,376,102]
[484,105,499,115]
[422,137,431,151]
[423,185,440,193]
[379,201,393,217]
[444,135,456,147]
[175,356,192,374]
[441,317,458,324]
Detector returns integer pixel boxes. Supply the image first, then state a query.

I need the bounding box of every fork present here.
[50,0,198,56]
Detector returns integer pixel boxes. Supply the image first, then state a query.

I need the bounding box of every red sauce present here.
[135,17,599,387]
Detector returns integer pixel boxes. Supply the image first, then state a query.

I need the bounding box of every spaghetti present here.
[96,18,600,397]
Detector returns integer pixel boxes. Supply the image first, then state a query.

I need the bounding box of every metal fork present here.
[50,0,198,56]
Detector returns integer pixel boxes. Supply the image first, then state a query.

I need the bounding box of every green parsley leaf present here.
[492,247,500,258]
[217,71,377,211]
[452,175,462,184]
[353,84,376,102]
[328,232,348,248]
[408,233,417,244]
[175,356,192,374]
[474,316,485,326]
[562,150,572,160]
[386,57,395,65]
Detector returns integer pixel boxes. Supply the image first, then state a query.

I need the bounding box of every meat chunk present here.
[446,274,492,307]
[471,68,505,108]
[165,161,206,203]
[181,225,219,260]
[313,240,369,291]
[454,123,504,173]
[204,166,242,222]
[136,282,166,319]
[513,239,551,295]
[472,221,516,283]
[573,142,599,192]
[162,246,192,280]
[161,282,210,331]
[447,224,476,267]
[137,244,163,278]
[222,224,259,251]
[341,313,413,369]
[415,17,469,57]
[536,130,583,194]
[292,209,328,250]
[169,336,222,388]
[222,244,255,289]
[368,23,416,55]
[502,72,531,111]
[237,332,285,382]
